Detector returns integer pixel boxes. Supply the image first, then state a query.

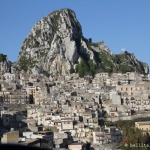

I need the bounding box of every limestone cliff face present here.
[15,8,149,76]
[16,8,93,76]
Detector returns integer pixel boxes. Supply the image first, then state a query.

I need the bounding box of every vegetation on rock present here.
[16,8,149,76]
[0,54,7,62]
[19,53,38,72]
[75,59,96,77]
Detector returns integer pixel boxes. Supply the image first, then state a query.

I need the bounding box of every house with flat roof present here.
[135,121,150,135]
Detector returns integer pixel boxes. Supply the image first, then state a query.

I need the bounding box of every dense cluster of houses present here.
[0,70,150,149]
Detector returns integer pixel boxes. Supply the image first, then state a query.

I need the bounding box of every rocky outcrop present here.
[15,8,94,76]
[0,54,11,73]
[15,8,149,76]
[114,51,149,74]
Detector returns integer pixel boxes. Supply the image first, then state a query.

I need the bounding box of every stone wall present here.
[106,113,150,122]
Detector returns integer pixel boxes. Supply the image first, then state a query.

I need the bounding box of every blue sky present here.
[0,0,150,68]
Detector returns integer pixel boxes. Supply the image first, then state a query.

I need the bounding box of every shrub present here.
[0,54,7,62]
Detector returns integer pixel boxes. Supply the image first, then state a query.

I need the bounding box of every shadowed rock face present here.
[14,8,149,76]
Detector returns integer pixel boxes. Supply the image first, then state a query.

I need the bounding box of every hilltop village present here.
[0,68,150,149]
[0,8,150,150]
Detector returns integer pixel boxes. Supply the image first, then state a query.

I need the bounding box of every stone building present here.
[1,130,19,144]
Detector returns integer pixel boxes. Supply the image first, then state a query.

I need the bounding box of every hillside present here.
[12,8,149,76]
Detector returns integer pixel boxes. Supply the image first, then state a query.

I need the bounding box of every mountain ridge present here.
[10,8,149,76]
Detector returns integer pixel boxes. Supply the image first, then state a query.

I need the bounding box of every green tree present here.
[88,59,96,76]
[78,63,85,77]
[19,55,28,72]
[80,58,89,72]
[115,120,147,150]
[120,127,146,150]
[77,58,90,77]
[0,54,7,62]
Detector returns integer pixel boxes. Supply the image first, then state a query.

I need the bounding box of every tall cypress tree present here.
[88,59,96,75]
[78,64,85,77]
